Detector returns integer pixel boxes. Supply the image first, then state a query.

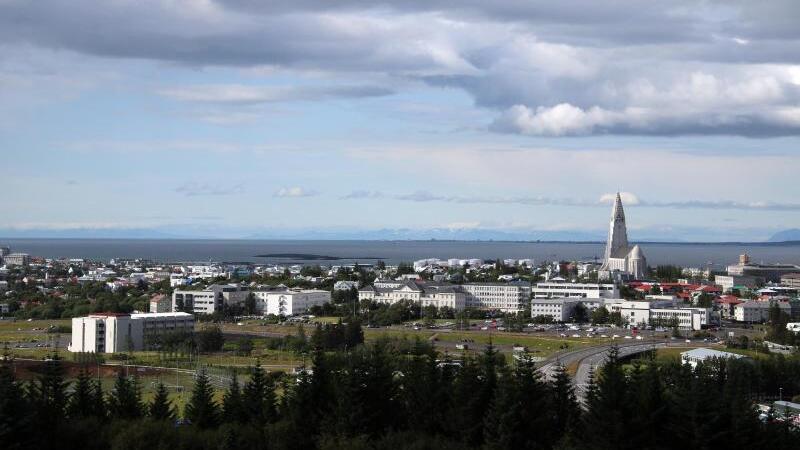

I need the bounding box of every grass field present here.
[0,318,71,343]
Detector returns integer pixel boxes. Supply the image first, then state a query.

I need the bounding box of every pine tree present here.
[581,346,631,450]
[243,363,276,426]
[184,368,219,428]
[107,371,144,420]
[0,358,32,449]
[28,353,69,425]
[221,373,245,424]
[66,367,95,419]
[149,382,176,421]
[550,363,580,438]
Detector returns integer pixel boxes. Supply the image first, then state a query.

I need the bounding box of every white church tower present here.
[599,193,647,279]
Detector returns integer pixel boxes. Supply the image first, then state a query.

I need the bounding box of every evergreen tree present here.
[66,367,95,419]
[27,354,69,426]
[107,371,144,420]
[221,373,246,424]
[243,363,277,425]
[184,368,219,429]
[581,346,630,450]
[550,363,581,439]
[149,382,176,421]
[0,358,32,449]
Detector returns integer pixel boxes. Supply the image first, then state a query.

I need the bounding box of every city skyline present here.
[2,1,800,241]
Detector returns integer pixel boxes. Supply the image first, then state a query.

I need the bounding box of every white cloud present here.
[273,186,318,198]
[599,192,640,206]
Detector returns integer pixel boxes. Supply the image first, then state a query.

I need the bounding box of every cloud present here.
[160,84,394,104]
[347,188,800,211]
[273,187,318,198]
[2,1,800,137]
[341,190,384,199]
[174,182,245,196]
[599,192,640,206]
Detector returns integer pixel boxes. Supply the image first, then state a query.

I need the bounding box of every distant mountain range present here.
[768,229,800,242]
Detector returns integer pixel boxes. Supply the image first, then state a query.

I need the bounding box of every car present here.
[612,334,620,339]
[559,333,567,337]
[685,339,691,343]
[481,326,489,331]
[600,334,608,338]
[635,335,643,340]
[571,334,581,338]
[624,335,633,339]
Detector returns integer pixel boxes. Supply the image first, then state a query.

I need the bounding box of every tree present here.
[221,373,246,424]
[195,326,224,353]
[184,368,219,429]
[573,302,589,323]
[27,354,69,427]
[107,372,144,420]
[550,363,581,439]
[0,358,32,449]
[591,306,610,325]
[242,364,276,426]
[243,293,257,316]
[149,382,176,421]
[66,367,97,419]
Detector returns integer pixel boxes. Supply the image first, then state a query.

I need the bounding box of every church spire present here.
[603,192,629,261]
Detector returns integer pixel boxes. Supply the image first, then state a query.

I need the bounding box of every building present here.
[68,312,194,353]
[172,289,222,314]
[533,280,619,299]
[149,294,171,313]
[781,273,800,289]
[333,280,360,291]
[530,298,582,322]
[3,253,29,266]
[252,289,331,316]
[715,275,759,292]
[606,299,711,330]
[359,280,466,311]
[727,254,800,283]
[734,301,791,323]
[598,193,647,279]
[680,348,745,369]
[459,281,531,312]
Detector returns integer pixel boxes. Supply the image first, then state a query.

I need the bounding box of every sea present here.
[2,238,800,269]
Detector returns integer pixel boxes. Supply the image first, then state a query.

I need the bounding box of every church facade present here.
[599,193,647,280]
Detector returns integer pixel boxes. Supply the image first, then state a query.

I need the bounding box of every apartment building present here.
[68,312,194,353]
[459,281,531,313]
[252,288,331,316]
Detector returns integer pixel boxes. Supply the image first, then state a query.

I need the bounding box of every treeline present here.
[3,343,800,449]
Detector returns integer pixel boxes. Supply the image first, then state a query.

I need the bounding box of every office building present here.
[781,273,800,289]
[734,301,791,323]
[3,253,29,266]
[252,288,330,316]
[727,254,800,283]
[533,280,618,299]
[359,280,466,311]
[459,281,531,312]
[530,298,582,322]
[68,312,194,353]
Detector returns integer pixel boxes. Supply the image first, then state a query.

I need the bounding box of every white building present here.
[606,300,711,330]
[533,280,619,299]
[598,193,647,279]
[170,273,188,287]
[530,298,582,322]
[680,348,745,369]
[253,289,331,316]
[333,280,360,291]
[459,281,531,312]
[68,312,194,353]
[3,253,29,266]
[734,301,791,323]
[359,280,466,311]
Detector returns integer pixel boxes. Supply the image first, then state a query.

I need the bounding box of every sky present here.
[1,0,800,241]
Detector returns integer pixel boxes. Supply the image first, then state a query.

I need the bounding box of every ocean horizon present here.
[2,238,799,268]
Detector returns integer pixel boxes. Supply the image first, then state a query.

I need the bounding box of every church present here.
[599,193,647,280]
